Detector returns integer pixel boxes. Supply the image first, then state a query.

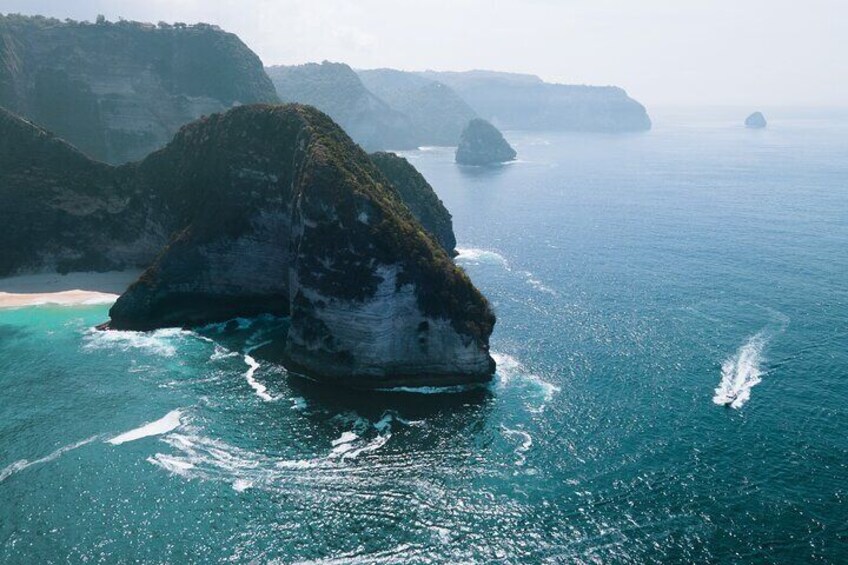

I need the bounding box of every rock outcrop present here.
[420,70,652,132]
[455,119,517,166]
[0,104,494,387]
[0,14,278,164]
[745,112,767,129]
[266,62,417,151]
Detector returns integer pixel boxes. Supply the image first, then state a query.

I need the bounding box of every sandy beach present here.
[0,271,141,308]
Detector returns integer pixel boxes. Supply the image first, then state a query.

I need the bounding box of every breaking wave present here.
[492,352,560,412]
[456,248,556,295]
[455,247,510,269]
[147,412,414,491]
[82,327,193,357]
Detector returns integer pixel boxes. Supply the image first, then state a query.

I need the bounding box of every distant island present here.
[456,118,517,166]
[745,111,767,129]
[0,14,278,164]
[0,104,495,388]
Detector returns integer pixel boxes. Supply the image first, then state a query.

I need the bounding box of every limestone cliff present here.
[0,103,495,387]
[455,119,517,166]
[0,14,278,164]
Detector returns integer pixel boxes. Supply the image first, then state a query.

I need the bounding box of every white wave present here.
[243,354,273,401]
[455,247,510,269]
[0,436,98,482]
[331,431,359,447]
[501,426,533,466]
[713,332,769,409]
[146,412,416,490]
[519,270,557,296]
[210,344,239,361]
[107,410,183,445]
[376,383,485,394]
[82,327,191,357]
[329,413,396,460]
[492,352,560,412]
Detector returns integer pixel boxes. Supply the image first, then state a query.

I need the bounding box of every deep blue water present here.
[1,108,847,563]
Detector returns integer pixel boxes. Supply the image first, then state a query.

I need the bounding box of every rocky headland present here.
[0,104,495,388]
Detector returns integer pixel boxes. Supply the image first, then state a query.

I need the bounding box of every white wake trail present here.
[713,332,768,409]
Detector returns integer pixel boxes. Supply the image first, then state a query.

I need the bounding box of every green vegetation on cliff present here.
[370,151,456,254]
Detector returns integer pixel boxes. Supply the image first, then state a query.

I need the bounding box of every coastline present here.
[0,271,140,309]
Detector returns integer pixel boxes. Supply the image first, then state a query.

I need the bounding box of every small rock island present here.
[455,119,517,166]
[745,112,767,129]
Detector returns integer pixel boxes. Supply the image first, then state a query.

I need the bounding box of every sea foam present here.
[107,410,183,445]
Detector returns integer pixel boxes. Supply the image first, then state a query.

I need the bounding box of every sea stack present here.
[455,118,517,166]
[745,112,767,129]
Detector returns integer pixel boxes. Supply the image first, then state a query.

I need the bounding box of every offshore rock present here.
[455,118,517,166]
[745,112,767,129]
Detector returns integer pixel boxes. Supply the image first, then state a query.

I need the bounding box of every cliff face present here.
[455,119,517,166]
[370,151,456,254]
[0,103,494,387]
[266,62,416,151]
[358,69,478,146]
[111,105,495,386]
[420,70,652,132]
[0,15,278,164]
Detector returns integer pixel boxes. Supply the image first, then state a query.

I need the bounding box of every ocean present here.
[1,107,846,562]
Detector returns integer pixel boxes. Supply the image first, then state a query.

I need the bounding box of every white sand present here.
[0,270,141,309]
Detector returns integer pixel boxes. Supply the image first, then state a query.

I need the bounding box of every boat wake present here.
[713,332,768,409]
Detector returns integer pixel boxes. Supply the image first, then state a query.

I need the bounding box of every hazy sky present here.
[2,0,846,107]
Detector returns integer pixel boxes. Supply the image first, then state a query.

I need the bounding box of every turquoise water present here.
[2,108,847,562]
